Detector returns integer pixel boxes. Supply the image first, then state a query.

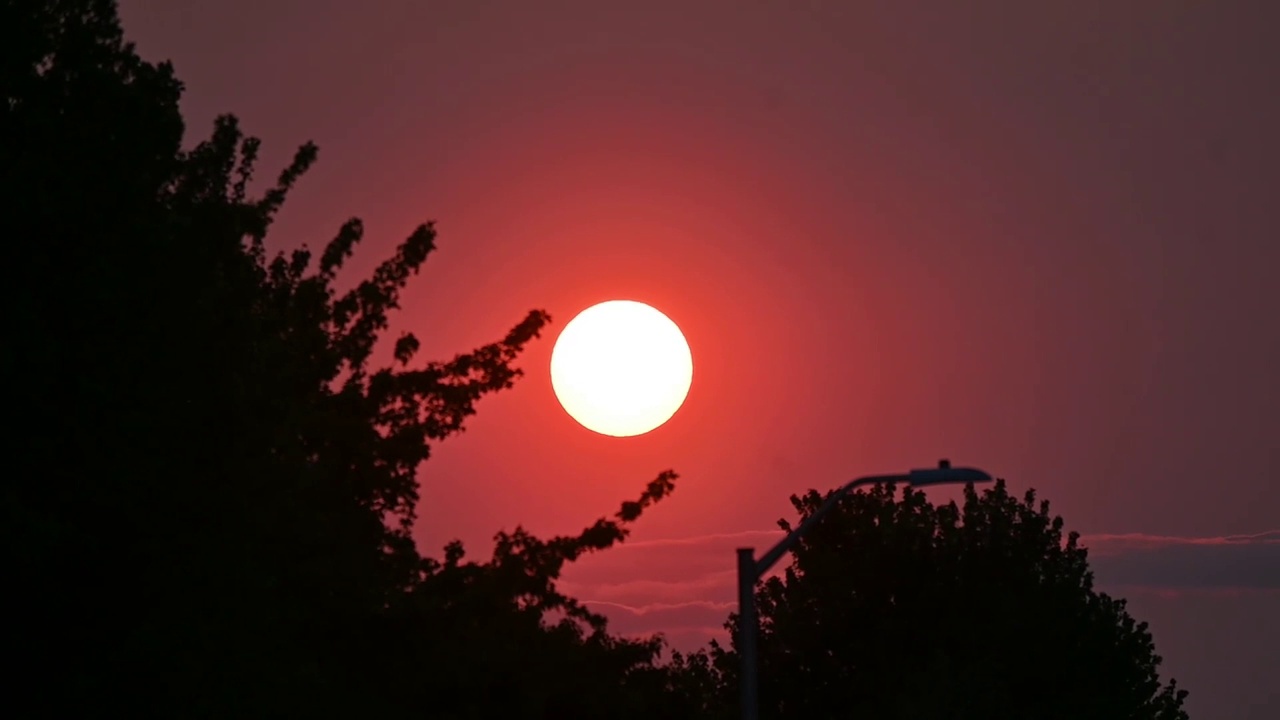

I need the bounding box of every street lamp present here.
[736,459,993,720]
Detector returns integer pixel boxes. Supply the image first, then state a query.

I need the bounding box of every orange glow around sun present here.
[550,300,693,437]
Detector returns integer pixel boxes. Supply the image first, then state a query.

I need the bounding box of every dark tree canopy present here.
[3,1,697,716]
[3,2,1191,718]
[703,480,1190,720]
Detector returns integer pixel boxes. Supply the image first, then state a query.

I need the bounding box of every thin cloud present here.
[616,530,785,549]
[583,600,736,616]
[563,527,1280,649]
[581,600,735,648]
[1083,529,1280,555]
[1086,530,1280,590]
[559,570,737,604]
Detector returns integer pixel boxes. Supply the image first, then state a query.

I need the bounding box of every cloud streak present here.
[564,527,1280,650]
[1084,530,1280,591]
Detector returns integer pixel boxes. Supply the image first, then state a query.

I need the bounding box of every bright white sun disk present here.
[550,300,693,437]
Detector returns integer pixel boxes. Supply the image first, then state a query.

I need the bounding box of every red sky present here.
[120,2,1278,717]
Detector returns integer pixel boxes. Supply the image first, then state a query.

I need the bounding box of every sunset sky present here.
[120,2,1277,717]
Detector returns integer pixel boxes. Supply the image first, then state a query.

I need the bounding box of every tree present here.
[383,470,707,720]
[4,2,696,716]
[700,481,1190,719]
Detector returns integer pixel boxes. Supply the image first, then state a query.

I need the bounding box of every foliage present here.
[700,480,1190,720]
[389,470,699,719]
[3,2,1193,718]
[4,1,696,716]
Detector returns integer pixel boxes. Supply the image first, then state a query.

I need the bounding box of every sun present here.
[550,300,693,437]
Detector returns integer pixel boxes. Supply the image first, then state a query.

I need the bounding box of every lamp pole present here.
[736,459,993,720]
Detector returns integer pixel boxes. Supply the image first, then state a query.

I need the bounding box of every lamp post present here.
[736,459,993,720]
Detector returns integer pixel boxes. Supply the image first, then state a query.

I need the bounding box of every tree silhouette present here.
[4,2,696,716]
[384,470,709,719]
[5,3,1194,718]
[699,481,1190,719]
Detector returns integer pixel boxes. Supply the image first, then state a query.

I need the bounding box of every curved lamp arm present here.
[752,460,993,578]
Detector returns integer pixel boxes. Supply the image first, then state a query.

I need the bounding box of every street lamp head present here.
[908,459,993,487]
